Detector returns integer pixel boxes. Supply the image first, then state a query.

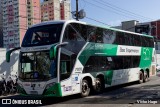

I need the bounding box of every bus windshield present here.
[19,51,57,81]
[22,24,63,47]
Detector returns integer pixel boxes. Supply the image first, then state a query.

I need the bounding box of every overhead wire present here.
[85,17,111,27]
[97,0,153,21]
[83,0,150,22]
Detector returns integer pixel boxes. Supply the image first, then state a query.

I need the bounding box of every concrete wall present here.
[0,48,19,78]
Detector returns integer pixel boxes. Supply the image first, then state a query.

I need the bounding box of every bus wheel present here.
[143,72,149,82]
[139,71,143,84]
[81,79,90,97]
[94,78,104,93]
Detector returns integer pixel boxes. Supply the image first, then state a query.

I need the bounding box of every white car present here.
[156,64,160,72]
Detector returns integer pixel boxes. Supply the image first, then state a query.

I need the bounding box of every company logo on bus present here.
[95,44,103,49]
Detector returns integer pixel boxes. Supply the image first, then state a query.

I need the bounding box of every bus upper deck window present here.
[69,32,77,40]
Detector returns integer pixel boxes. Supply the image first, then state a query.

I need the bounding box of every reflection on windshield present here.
[19,51,57,81]
[22,24,63,47]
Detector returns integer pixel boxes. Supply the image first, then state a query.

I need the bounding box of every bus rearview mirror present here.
[6,51,11,62]
[6,47,21,63]
[50,42,68,59]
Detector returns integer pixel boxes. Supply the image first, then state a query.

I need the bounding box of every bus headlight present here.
[45,82,55,89]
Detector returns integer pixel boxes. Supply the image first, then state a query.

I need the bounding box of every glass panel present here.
[60,53,73,81]
[19,51,57,81]
[63,24,85,41]
[22,24,63,47]
[103,29,116,44]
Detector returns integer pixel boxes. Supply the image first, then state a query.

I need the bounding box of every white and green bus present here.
[6,20,154,97]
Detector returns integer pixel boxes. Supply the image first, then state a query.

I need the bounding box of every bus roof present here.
[31,20,86,28]
[31,20,153,38]
[31,20,66,28]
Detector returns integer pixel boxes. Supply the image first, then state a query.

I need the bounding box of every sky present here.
[72,0,160,26]
[41,0,160,27]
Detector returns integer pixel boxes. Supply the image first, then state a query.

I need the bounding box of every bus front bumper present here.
[17,83,62,97]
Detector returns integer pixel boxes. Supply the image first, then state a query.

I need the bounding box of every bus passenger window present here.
[63,24,84,42]
[89,34,96,42]
[69,31,77,40]
[32,35,41,44]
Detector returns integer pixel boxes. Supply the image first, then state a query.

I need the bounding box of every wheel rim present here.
[96,80,101,91]
[144,73,148,80]
[82,82,89,94]
[140,73,143,80]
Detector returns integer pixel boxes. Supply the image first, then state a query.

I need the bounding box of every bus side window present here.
[130,34,135,46]
[123,56,132,69]
[71,23,87,41]
[106,57,113,70]
[135,37,140,46]
[132,56,140,68]
[124,34,129,45]
[145,37,151,47]
[60,61,70,80]
[84,56,97,73]
[87,25,97,42]
[116,32,124,45]
[63,24,85,42]
[89,34,97,42]
[103,29,116,44]
[149,38,154,47]
[141,36,148,47]
[112,57,123,70]
[64,25,76,41]
[95,28,103,43]
[60,53,72,81]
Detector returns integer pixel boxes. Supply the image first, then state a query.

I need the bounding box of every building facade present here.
[41,0,60,21]
[2,0,41,49]
[60,0,70,20]
[27,0,41,28]
[0,0,3,47]
[119,20,160,40]
[41,0,70,22]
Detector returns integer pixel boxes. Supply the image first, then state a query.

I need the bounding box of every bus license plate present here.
[30,91,38,95]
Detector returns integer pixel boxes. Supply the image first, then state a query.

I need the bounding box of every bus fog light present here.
[46,82,55,89]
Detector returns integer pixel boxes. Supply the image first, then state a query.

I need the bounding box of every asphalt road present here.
[1,72,160,107]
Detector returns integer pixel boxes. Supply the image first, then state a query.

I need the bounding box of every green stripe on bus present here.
[139,47,153,68]
[44,83,62,97]
[78,43,117,65]
[105,70,113,85]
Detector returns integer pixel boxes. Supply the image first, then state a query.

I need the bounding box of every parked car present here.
[156,64,160,72]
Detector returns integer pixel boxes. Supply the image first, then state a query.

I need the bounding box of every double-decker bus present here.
[6,20,154,97]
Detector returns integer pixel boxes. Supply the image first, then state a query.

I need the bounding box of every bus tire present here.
[143,72,149,82]
[94,78,104,93]
[81,79,90,97]
[138,71,143,84]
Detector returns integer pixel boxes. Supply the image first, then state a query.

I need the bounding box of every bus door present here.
[60,23,86,95]
[60,49,77,96]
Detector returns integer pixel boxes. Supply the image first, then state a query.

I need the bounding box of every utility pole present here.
[72,0,85,20]
[76,0,79,21]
